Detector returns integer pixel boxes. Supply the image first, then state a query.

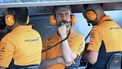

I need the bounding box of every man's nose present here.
[61,14,66,18]
[61,15,66,20]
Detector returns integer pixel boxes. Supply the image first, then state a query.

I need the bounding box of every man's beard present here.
[57,20,71,27]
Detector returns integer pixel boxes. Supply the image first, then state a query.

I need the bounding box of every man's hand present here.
[65,60,75,66]
[58,24,67,38]
[57,57,75,66]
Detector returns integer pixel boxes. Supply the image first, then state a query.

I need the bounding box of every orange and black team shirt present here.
[42,29,85,69]
[0,25,42,67]
[87,16,122,53]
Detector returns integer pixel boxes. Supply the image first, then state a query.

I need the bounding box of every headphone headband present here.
[5,8,29,26]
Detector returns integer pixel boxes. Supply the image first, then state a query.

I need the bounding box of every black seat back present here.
[106,52,122,69]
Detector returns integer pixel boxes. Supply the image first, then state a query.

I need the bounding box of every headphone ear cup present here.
[86,10,97,21]
[5,14,15,26]
[50,15,56,26]
[71,15,76,25]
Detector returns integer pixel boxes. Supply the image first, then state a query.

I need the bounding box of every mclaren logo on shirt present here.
[25,37,40,42]
[110,27,120,30]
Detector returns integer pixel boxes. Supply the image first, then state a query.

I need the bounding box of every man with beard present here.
[39,5,85,69]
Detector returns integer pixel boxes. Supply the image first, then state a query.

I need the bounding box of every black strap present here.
[85,31,90,41]
[85,26,95,41]
[104,19,113,21]
[42,29,71,53]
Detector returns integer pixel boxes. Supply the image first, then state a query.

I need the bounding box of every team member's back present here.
[82,4,122,69]
[0,7,42,69]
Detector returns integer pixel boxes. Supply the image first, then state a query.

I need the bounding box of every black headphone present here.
[5,8,15,26]
[83,4,97,21]
[83,4,98,26]
[50,5,76,26]
[5,8,29,26]
[85,10,97,22]
[49,15,76,26]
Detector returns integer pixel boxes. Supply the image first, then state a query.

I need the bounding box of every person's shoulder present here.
[111,21,121,27]
[71,29,85,40]
[32,29,40,34]
[97,20,120,30]
[92,25,102,33]
[1,32,13,41]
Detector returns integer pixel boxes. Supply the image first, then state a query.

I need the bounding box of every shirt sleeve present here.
[0,37,15,67]
[87,28,102,52]
[70,35,85,56]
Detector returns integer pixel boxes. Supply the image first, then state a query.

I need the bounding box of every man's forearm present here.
[58,25,77,65]
[61,39,76,62]
[62,40,71,58]
[86,51,98,64]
